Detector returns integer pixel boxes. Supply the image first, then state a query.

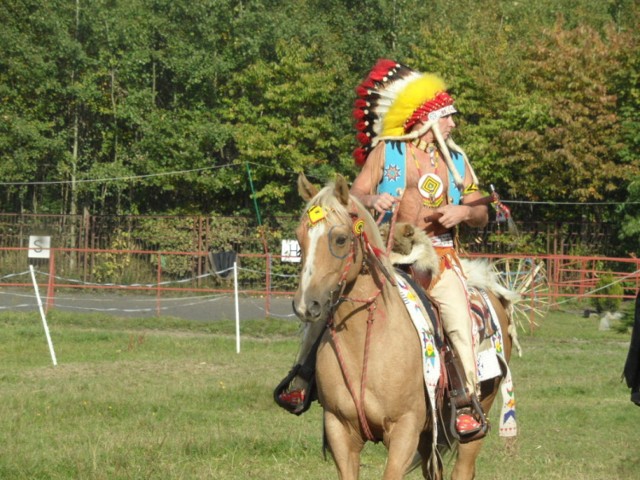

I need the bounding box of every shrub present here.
[93,230,133,283]
[590,273,624,313]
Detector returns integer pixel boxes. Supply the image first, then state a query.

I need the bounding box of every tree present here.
[0,0,76,212]
[220,38,354,214]
[491,20,638,220]
[0,0,639,235]
[618,177,640,256]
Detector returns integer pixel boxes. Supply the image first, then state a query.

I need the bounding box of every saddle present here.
[396,267,492,443]
[404,262,494,329]
[398,265,498,354]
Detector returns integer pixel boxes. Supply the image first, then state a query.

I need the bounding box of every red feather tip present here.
[360,79,375,90]
[355,85,370,98]
[354,99,368,108]
[356,132,371,145]
[354,121,369,131]
[353,148,367,166]
[367,59,398,82]
[352,108,366,120]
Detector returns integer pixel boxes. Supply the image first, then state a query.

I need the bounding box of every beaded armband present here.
[463,183,479,195]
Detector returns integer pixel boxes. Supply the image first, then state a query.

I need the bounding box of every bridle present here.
[310,203,393,441]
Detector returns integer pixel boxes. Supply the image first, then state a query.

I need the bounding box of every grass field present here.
[0,304,638,480]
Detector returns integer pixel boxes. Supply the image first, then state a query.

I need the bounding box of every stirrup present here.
[278,388,306,410]
[449,395,489,444]
[273,364,315,416]
[456,412,481,435]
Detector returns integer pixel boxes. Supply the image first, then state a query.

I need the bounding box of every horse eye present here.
[336,235,348,247]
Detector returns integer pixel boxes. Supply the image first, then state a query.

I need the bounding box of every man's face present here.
[414,114,457,142]
[437,115,456,139]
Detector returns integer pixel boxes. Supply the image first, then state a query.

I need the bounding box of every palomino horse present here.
[291,173,515,480]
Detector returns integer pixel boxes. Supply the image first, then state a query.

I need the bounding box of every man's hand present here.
[431,202,488,229]
[433,204,470,229]
[368,193,399,214]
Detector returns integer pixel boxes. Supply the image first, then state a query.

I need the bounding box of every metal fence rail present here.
[1,247,638,319]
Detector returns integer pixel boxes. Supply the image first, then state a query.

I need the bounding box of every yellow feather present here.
[381,74,447,137]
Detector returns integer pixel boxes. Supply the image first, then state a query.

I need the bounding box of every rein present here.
[325,210,389,442]
[376,202,400,256]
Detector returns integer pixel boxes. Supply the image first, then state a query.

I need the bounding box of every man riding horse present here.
[277,59,490,440]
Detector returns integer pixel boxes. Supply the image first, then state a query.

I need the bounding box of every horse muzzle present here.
[292,292,331,323]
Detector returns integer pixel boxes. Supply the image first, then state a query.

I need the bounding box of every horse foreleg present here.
[381,417,424,480]
[324,412,364,480]
[451,440,484,480]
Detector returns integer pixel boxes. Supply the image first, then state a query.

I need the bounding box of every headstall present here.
[305,202,387,441]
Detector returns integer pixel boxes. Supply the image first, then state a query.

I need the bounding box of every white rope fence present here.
[2,263,637,314]
[0,261,636,364]
[2,264,638,317]
[0,262,298,362]
[0,268,297,317]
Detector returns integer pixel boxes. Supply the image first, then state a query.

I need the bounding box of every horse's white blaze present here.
[298,222,325,308]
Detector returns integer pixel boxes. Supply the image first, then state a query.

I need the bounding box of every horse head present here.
[292,173,386,323]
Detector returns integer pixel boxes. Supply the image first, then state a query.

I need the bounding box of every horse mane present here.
[305,183,385,243]
[301,183,352,225]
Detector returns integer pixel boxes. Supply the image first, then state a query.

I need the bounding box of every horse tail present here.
[491,290,523,358]
[461,259,521,302]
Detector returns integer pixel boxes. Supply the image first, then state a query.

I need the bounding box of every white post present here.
[234,261,240,354]
[29,265,57,366]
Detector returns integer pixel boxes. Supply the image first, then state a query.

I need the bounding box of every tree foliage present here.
[0,0,639,254]
[495,21,635,208]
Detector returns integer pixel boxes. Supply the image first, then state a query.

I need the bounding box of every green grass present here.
[0,306,637,479]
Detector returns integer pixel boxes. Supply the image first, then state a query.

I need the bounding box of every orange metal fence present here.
[1,246,638,318]
[468,253,640,300]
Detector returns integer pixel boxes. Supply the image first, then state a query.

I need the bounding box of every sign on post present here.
[281,239,301,263]
[28,236,51,259]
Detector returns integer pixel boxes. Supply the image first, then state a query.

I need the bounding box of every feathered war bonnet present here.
[352,59,478,190]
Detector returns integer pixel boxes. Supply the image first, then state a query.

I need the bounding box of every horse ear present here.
[334,174,350,206]
[298,173,318,201]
